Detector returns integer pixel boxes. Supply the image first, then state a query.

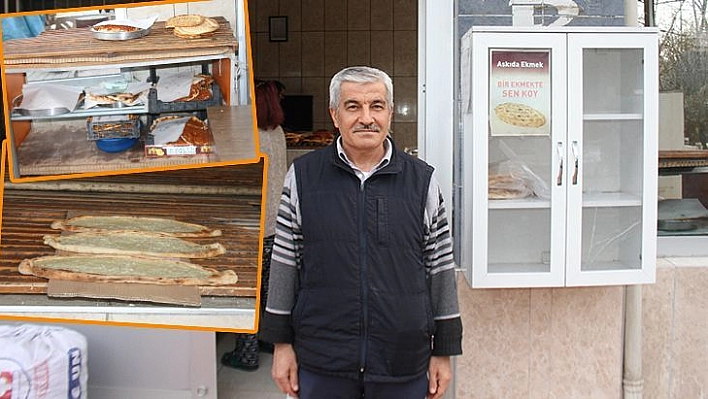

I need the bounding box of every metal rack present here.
[3,18,240,178]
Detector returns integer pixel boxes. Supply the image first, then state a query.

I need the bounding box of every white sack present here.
[0,324,88,399]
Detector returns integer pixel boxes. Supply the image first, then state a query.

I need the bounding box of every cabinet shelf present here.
[10,104,149,121]
[581,261,641,272]
[583,113,643,121]
[489,197,550,209]
[488,192,642,210]
[11,105,256,177]
[582,192,642,207]
[488,262,550,274]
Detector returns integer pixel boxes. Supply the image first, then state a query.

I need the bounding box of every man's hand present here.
[272,343,299,397]
[427,356,452,399]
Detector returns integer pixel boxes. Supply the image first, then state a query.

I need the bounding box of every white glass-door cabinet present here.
[459,27,659,288]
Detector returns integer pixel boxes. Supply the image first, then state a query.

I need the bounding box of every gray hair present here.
[329,66,393,109]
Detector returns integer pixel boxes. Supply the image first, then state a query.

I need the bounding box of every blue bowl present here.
[96,137,139,153]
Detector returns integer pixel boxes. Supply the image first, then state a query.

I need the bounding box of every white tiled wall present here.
[249,0,418,150]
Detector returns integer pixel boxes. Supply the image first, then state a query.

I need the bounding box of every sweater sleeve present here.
[259,165,302,344]
[424,173,463,356]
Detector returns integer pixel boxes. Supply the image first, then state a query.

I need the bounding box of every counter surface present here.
[2,18,238,70]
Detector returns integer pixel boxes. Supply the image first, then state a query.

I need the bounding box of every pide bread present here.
[43,231,226,259]
[92,24,140,33]
[488,187,530,199]
[175,75,214,102]
[285,130,335,147]
[87,115,139,139]
[488,173,532,199]
[150,114,183,130]
[494,102,546,128]
[20,217,236,289]
[51,215,222,237]
[300,130,334,146]
[180,117,212,145]
[173,17,219,39]
[87,91,142,106]
[285,132,303,146]
[19,255,237,285]
[150,115,212,146]
[165,14,205,29]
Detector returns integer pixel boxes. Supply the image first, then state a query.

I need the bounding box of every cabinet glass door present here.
[565,33,658,286]
[467,32,567,287]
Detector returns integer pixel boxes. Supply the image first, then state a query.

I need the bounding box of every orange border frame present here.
[0,0,266,333]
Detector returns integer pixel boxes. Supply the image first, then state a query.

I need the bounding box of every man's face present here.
[330,81,393,153]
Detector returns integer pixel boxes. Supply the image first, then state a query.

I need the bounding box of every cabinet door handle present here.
[556,141,564,186]
[571,140,579,185]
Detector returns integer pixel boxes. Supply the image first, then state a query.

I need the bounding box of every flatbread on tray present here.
[19,255,237,285]
[51,215,222,237]
[43,232,226,258]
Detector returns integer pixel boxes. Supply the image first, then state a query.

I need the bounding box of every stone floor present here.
[216,333,284,399]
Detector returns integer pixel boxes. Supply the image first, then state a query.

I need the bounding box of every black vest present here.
[292,141,435,382]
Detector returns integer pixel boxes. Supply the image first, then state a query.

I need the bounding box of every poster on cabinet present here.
[489,49,551,136]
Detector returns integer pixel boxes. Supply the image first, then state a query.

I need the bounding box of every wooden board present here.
[2,19,238,69]
[0,163,264,297]
[47,280,202,307]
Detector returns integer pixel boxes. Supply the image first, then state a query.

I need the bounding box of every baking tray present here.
[88,98,142,109]
[91,26,150,41]
[657,198,708,232]
[11,94,77,117]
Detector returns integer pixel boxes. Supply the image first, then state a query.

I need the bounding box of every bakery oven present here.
[281,94,314,132]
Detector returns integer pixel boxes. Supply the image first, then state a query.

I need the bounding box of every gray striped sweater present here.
[261,139,462,356]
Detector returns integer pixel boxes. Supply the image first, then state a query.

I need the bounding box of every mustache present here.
[353,123,381,133]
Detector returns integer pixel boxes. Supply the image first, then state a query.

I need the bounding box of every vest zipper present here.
[358,179,368,375]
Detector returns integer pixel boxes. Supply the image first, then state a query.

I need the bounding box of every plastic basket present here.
[148,81,223,114]
[86,114,141,140]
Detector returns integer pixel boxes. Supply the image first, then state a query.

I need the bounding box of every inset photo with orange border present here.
[0,0,269,332]
[1,0,258,183]
[0,139,268,332]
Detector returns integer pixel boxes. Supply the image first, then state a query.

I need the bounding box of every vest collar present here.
[331,136,403,176]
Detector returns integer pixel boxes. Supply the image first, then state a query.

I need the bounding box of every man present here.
[260,66,462,399]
